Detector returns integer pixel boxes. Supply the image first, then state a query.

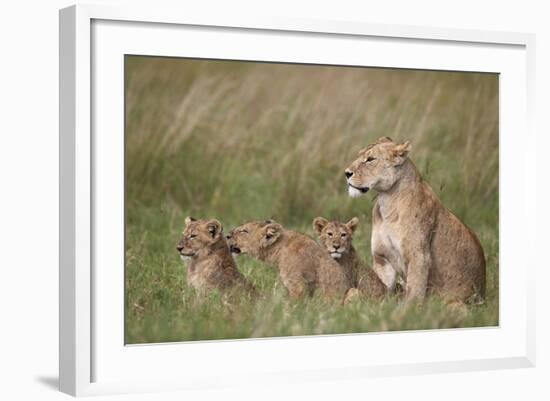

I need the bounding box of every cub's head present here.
[344,137,411,197]
[176,217,224,260]
[226,220,283,258]
[313,217,358,259]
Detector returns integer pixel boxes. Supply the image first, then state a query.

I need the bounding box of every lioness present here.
[313,216,387,300]
[344,137,486,303]
[226,220,351,300]
[176,217,256,296]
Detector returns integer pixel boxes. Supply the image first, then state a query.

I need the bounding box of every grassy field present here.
[124,56,499,344]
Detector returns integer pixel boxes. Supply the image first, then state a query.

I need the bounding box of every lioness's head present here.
[313,217,358,259]
[344,137,411,197]
[176,217,224,260]
[226,220,283,257]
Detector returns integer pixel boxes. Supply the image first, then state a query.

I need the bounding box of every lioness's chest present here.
[372,219,407,277]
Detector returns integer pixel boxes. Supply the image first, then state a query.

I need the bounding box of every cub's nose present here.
[345,170,353,179]
[225,233,232,240]
[176,243,184,252]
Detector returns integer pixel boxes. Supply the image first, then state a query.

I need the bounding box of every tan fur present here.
[313,217,387,301]
[344,137,486,303]
[176,217,256,297]
[226,220,351,300]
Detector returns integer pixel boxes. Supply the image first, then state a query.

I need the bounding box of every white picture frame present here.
[59,3,536,397]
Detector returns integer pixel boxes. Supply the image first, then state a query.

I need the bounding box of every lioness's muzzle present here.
[348,183,370,193]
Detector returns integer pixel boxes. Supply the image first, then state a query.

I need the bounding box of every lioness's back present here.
[430,208,486,301]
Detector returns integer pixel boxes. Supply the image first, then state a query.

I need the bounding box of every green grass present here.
[124,56,499,344]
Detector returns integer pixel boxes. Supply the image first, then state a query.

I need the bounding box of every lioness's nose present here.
[345,170,353,179]
[176,243,184,252]
[225,233,232,240]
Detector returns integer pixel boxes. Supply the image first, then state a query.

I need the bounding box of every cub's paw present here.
[343,288,360,305]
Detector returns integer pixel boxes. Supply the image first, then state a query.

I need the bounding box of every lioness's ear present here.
[394,141,411,156]
[262,223,282,247]
[391,141,411,164]
[346,217,359,233]
[206,219,222,239]
[377,136,394,144]
[313,217,329,235]
[185,216,196,225]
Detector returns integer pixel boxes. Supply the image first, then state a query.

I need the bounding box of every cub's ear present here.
[206,219,222,239]
[313,217,329,235]
[345,217,359,233]
[262,223,282,247]
[391,141,411,165]
[185,216,197,225]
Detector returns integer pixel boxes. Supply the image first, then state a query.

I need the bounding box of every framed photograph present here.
[59,4,536,396]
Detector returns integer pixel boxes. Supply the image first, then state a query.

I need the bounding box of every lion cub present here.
[345,137,486,303]
[226,220,351,300]
[176,217,256,297]
[313,217,387,301]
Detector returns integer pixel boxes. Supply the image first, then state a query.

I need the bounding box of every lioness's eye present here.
[190,234,197,239]
[239,229,248,234]
[366,156,375,162]
[341,233,347,238]
[327,232,333,237]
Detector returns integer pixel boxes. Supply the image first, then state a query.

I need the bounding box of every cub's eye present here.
[239,229,248,234]
[341,233,347,238]
[327,232,333,237]
[189,234,197,239]
[366,156,376,162]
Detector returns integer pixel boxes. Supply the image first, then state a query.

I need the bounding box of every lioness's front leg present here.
[372,253,397,293]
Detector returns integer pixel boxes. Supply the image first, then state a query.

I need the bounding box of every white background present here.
[0,0,547,400]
